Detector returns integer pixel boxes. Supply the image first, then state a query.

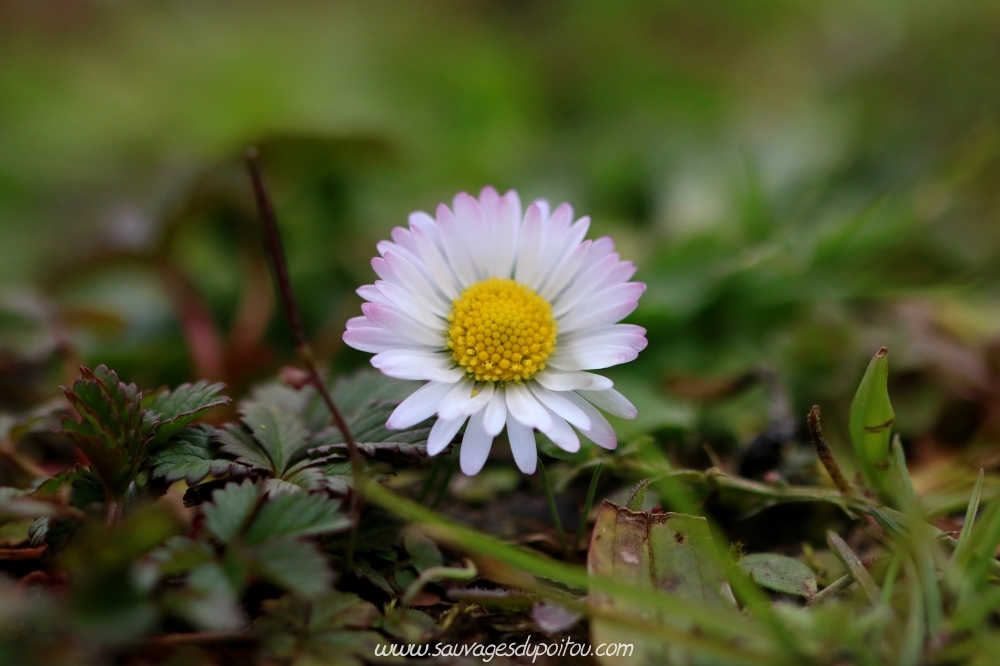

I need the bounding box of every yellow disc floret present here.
[447,277,557,382]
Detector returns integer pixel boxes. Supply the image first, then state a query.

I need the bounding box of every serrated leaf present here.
[244,493,351,545]
[403,529,443,573]
[254,593,382,666]
[330,370,420,418]
[308,400,431,461]
[149,426,251,485]
[849,347,895,493]
[150,536,216,576]
[60,365,155,500]
[247,536,333,598]
[739,553,818,598]
[145,381,231,445]
[203,480,261,544]
[241,402,310,476]
[215,424,273,471]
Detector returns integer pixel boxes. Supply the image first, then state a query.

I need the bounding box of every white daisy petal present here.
[539,238,592,302]
[383,251,450,314]
[528,384,591,430]
[540,409,580,453]
[579,387,638,419]
[513,203,545,288]
[453,193,491,280]
[505,382,553,432]
[557,283,645,333]
[343,326,424,354]
[538,202,574,275]
[551,251,622,317]
[356,284,389,305]
[548,346,640,371]
[428,415,466,456]
[460,410,493,475]
[534,369,614,392]
[482,386,507,436]
[362,303,443,347]
[411,224,460,300]
[491,192,521,277]
[478,186,500,220]
[436,203,478,287]
[563,392,618,450]
[390,226,419,255]
[375,279,448,326]
[506,415,537,474]
[386,381,453,430]
[371,350,463,382]
[371,257,404,289]
[560,324,648,351]
[377,239,423,275]
[439,379,495,420]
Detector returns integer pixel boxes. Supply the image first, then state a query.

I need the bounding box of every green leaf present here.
[308,399,431,461]
[145,381,230,446]
[254,593,382,666]
[240,402,310,476]
[330,370,420,418]
[203,480,261,544]
[849,347,895,494]
[246,536,333,598]
[60,365,155,500]
[148,426,251,485]
[403,528,443,573]
[215,424,273,471]
[587,500,735,664]
[244,492,351,545]
[739,553,818,598]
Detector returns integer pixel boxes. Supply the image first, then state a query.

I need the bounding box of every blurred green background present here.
[3,0,1000,494]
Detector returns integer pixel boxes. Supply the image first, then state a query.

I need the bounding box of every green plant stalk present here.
[538,460,566,555]
[401,558,477,606]
[573,462,603,554]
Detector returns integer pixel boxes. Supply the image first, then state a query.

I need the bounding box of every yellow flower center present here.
[446,277,557,383]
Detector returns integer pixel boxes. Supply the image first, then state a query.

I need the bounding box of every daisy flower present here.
[343,187,647,475]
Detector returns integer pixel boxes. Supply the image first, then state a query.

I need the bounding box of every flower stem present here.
[244,147,364,571]
[429,456,457,510]
[538,460,566,556]
[573,462,603,555]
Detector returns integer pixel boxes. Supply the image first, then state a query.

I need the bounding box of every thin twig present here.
[244,147,364,570]
[808,405,854,496]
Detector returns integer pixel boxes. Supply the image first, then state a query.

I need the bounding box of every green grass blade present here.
[951,468,985,565]
[828,530,880,604]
